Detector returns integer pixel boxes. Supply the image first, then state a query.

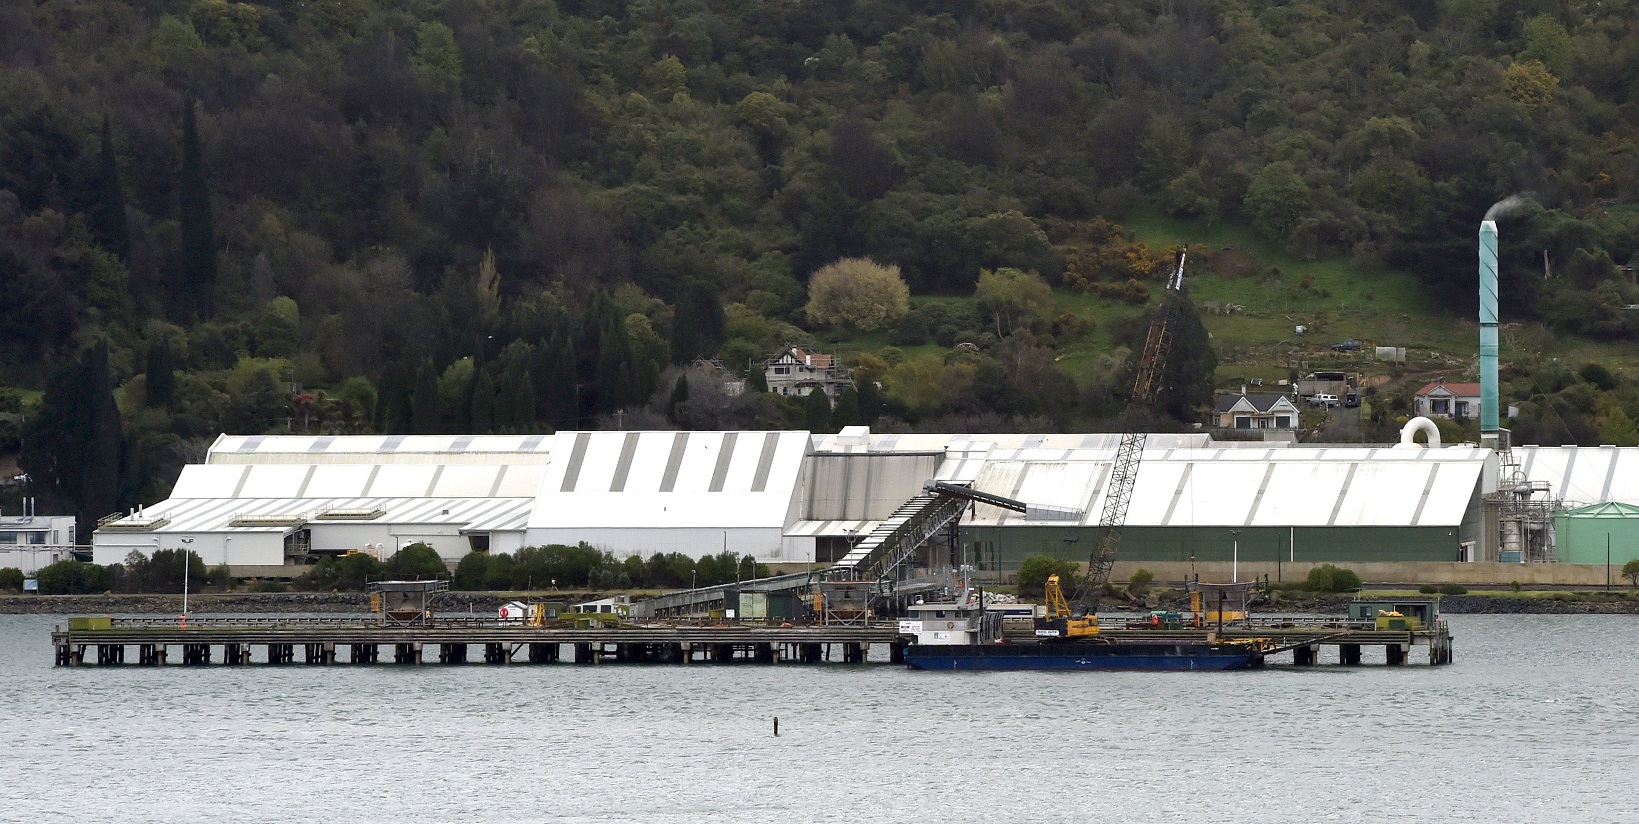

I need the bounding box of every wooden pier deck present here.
[50,616,1452,668]
[51,617,903,666]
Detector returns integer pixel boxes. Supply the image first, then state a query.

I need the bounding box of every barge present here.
[898,586,1265,672]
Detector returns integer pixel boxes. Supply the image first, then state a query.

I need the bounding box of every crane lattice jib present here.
[1077,249,1186,610]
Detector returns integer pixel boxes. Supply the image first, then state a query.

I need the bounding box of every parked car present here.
[1310,393,1339,407]
[1344,392,1359,407]
[1330,339,1362,352]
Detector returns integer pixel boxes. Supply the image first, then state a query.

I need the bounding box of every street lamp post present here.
[180,537,195,627]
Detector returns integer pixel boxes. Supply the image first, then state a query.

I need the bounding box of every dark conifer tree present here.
[91,114,130,261]
[540,329,579,429]
[410,360,442,434]
[665,373,690,425]
[803,388,833,433]
[144,337,176,408]
[670,279,725,364]
[20,341,126,538]
[832,385,861,427]
[470,367,497,433]
[496,359,535,431]
[177,98,217,320]
[377,367,413,433]
[1151,291,1217,424]
[594,305,636,414]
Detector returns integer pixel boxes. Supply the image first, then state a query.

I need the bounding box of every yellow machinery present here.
[1036,574,1100,639]
[1375,610,1422,631]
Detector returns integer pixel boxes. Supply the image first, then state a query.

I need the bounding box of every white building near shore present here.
[90,426,1639,576]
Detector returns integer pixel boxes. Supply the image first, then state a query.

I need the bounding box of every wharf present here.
[50,617,903,666]
[49,614,1452,667]
[1100,616,1455,665]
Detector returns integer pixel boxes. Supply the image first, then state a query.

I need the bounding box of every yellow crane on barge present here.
[1070,248,1190,618]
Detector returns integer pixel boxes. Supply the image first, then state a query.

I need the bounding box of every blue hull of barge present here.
[904,642,1261,671]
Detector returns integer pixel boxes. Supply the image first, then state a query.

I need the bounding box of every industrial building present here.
[85,420,1633,577]
[1,507,77,575]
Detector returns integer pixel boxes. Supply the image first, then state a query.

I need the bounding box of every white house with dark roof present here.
[1415,379,1483,420]
[1212,393,1301,430]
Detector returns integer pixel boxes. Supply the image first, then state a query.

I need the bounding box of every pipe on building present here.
[1397,416,1442,449]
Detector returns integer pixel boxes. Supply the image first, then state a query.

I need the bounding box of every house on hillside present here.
[1212,393,1301,430]
[1414,379,1482,420]
[764,346,850,402]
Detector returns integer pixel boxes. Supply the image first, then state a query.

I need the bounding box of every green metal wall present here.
[959,524,1466,572]
[1553,514,1639,565]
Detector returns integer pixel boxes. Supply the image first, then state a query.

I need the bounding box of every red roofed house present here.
[1414,379,1482,420]
[764,346,850,402]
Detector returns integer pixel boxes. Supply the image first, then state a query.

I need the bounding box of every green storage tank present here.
[1553,501,1639,565]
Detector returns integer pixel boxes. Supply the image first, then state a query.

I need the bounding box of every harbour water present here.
[1,613,1632,823]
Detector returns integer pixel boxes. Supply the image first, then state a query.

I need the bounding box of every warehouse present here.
[955,443,1490,569]
[524,430,810,561]
[93,434,553,575]
[96,426,1636,576]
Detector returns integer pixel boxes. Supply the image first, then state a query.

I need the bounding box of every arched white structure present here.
[1397,416,1442,449]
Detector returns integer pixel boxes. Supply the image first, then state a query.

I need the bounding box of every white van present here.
[1310,393,1339,408]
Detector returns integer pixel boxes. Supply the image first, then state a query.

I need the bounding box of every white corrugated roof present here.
[167,463,546,500]
[527,431,809,530]
[106,495,534,535]
[962,445,1487,528]
[1516,446,1639,505]
[207,434,554,464]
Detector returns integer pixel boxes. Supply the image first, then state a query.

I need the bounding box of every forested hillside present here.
[3,0,1639,533]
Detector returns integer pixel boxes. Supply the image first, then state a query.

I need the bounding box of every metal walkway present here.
[633,481,1076,619]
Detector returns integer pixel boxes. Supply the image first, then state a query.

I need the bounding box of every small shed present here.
[1553,501,1639,565]
[498,601,530,621]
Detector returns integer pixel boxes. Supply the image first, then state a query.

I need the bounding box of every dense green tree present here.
[665,372,690,425]
[35,560,109,595]
[1016,555,1080,600]
[671,280,726,364]
[177,98,217,320]
[539,330,579,428]
[20,342,129,538]
[91,114,131,261]
[1152,292,1217,423]
[803,388,833,433]
[453,551,489,590]
[469,368,497,433]
[383,542,447,579]
[410,360,442,434]
[145,337,177,408]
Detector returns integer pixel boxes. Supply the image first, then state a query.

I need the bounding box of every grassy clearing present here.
[817,209,1639,396]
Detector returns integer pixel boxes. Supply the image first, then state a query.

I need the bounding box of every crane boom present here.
[1075,248,1187,610]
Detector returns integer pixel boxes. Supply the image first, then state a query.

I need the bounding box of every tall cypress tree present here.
[177,98,217,320]
[91,114,130,261]
[594,305,636,414]
[803,388,833,433]
[670,280,726,364]
[145,337,176,408]
[540,328,578,428]
[20,342,126,539]
[665,373,690,425]
[470,367,497,433]
[410,360,442,434]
